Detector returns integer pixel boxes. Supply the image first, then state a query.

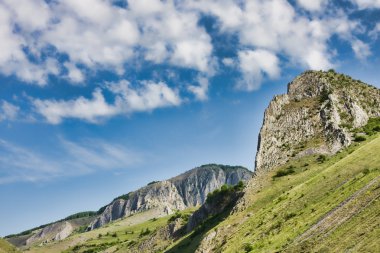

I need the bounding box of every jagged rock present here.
[89,164,252,230]
[255,70,380,171]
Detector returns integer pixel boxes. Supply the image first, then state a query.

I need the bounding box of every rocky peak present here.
[89,164,252,230]
[256,70,380,171]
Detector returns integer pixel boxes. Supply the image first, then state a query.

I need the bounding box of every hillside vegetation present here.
[0,238,19,253]
[23,133,380,253]
[191,133,380,252]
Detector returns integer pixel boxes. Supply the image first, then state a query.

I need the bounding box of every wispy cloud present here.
[0,137,142,184]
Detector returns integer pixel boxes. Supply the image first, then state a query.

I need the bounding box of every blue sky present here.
[0,0,379,236]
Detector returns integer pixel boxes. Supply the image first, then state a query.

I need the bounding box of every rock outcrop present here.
[255,70,380,171]
[25,221,73,245]
[89,164,252,230]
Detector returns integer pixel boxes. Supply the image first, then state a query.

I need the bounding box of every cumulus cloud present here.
[222,58,235,67]
[33,89,117,124]
[0,137,141,184]
[296,0,329,11]
[187,76,210,101]
[0,101,19,121]
[64,62,85,84]
[0,0,377,113]
[351,0,380,9]
[107,80,182,112]
[351,39,372,60]
[237,49,280,91]
[33,80,181,124]
[187,0,361,89]
[0,0,215,84]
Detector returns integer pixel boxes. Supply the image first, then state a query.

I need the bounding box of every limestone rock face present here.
[25,221,73,245]
[89,165,252,230]
[255,70,380,171]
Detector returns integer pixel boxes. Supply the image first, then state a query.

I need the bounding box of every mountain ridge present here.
[5,164,252,248]
[89,164,252,230]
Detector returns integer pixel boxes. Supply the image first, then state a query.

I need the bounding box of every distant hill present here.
[89,164,252,230]
[6,164,252,249]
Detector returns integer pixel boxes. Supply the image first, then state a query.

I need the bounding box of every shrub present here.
[317,155,327,163]
[243,243,254,252]
[319,88,331,103]
[354,135,366,142]
[284,212,297,221]
[139,228,151,237]
[234,181,244,191]
[147,181,160,185]
[273,166,295,178]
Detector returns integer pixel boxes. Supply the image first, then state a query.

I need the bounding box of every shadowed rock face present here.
[89,165,252,230]
[255,70,380,172]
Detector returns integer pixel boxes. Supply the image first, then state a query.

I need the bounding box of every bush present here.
[243,242,254,252]
[206,181,245,203]
[284,212,297,221]
[273,166,295,178]
[354,135,366,142]
[139,228,151,237]
[147,181,160,185]
[317,155,327,163]
[234,181,244,191]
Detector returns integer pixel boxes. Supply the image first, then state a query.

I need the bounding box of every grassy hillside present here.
[166,133,380,252]
[0,238,19,253]
[17,129,380,253]
[22,208,196,253]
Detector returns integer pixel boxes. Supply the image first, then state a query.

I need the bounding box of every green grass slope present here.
[0,238,20,253]
[23,208,196,253]
[167,134,380,253]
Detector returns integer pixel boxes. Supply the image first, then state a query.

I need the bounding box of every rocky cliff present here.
[89,164,252,230]
[255,70,380,171]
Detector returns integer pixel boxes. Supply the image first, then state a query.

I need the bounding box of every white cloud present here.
[0,137,141,184]
[0,101,19,121]
[351,0,380,9]
[296,0,329,11]
[351,39,371,60]
[64,62,85,83]
[33,80,181,124]
[0,4,49,85]
[33,89,119,124]
[0,0,214,85]
[1,0,51,31]
[222,58,235,67]
[187,76,209,101]
[0,0,374,96]
[60,138,141,171]
[369,23,380,39]
[107,80,182,112]
[188,0,359,87]
[237,49,280,91]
